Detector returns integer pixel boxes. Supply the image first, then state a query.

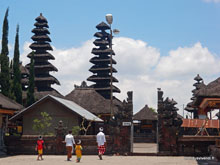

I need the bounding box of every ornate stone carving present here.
[157,89,183,155]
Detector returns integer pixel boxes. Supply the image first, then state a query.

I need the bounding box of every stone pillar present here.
[157,88,182,155]
[112,91,133,155]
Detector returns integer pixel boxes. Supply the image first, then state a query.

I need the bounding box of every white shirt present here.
[65,134,75,147]
[96,131,106,146]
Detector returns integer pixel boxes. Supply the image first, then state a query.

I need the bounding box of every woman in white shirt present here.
[64,130,75,161]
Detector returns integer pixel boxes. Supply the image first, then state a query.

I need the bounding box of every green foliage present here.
[32,112,52,135]
[149,107,156,113]
[12,25,22,104]
[26,51,35,106]
[0,8,10,97]
[72,126,80,135]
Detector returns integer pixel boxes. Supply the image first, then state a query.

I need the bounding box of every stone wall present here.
[5,135,113,155]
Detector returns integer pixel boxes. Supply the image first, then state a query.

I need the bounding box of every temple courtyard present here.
[0,155,216,165]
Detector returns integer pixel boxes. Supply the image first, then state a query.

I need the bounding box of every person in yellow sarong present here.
[75,140,83,162]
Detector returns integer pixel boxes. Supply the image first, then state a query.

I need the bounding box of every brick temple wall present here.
[5,135,113,155]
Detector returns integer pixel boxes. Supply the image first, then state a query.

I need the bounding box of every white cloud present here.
[20,38,220,116]
[203,0,220,3]
[154,42,220,79]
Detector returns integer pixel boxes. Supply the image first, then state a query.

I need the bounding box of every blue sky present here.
[1,0,220,54]
[1,0,220,115]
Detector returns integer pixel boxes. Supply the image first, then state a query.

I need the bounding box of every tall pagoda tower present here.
[87,22,120,99]
[26,13,60,91]
[185,74,205,118]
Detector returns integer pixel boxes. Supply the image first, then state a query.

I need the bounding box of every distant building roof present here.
[196,77,220,97]
[65,81,121,115]
[0,93,23,111]
[193,77,220,106]
[10,94,103,122]
[133,105,157,121]
[34,89,64,100]
[65,86,120,115]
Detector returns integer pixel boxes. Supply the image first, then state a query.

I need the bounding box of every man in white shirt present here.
[96,127,106,160]
[64,130,75,161]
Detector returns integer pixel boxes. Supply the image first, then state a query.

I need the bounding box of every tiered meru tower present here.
[26,13,60,91]
[185,74,204,118]
[87,22,120,99]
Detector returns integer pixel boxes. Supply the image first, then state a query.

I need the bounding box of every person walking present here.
[75,140,83,163]
[35,135,45,161]
[96,127,106,160]
[64,130,75,161]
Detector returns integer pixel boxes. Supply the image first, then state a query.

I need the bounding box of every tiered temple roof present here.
[26,13,60,92]
[185,74,205,118]
[19,62,29,91]
[87,22,120,99]
[193,77,220,106]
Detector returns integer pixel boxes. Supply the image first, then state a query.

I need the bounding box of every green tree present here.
[12,25,22,104]
[0,8,10,97]
[26,52,35,106]
[149,107,156,113]
[72,126,80,135]
[32,112,52,135]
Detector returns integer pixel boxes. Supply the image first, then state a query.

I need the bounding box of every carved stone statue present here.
[54,120,67,154]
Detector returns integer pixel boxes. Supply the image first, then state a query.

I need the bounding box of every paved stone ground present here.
[0,155,199,165]
[133,143,157,153]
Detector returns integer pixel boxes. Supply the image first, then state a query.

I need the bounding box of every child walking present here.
[35,135,45,160]
[75,140,83,162]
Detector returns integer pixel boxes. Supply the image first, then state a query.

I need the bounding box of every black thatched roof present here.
[92,48,115,55]
[196,77,220,97]
[35,13,48,23]
[26,62,58,71]
[0,93,23,110]
[31,35,51,42]
[89,66,117,73]
[27,52,55,60]
[65,87,119,115]
[194,74,203,81]
[90,57,116,64]
[32,28,50,34]
[94,32,109,38]
[93,39,109,46]
[96,22,110,30]
[133,105,157,121]
[87,75,119,82]
[29,43,53,50]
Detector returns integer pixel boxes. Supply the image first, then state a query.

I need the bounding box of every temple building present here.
[0,94,23,155]
[133,105,157,143]
[25,13,62,100]
[65,81,121,133]
[10,95,103,135]
[193,77,220,119]
[87,22,120,99]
